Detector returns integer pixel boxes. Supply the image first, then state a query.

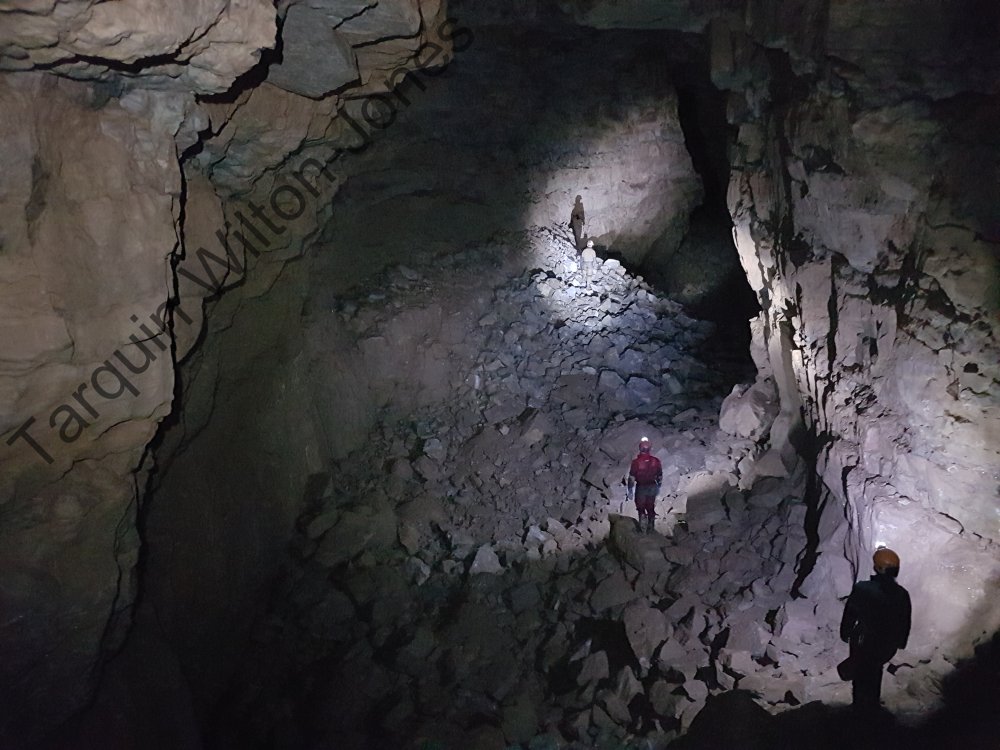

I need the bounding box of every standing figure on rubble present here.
[569,194,586,252]
[839,547,912,717]
[580,239,598,289]
[627,437,662,532]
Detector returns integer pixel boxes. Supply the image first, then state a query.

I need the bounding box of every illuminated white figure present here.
[581,240,597,289]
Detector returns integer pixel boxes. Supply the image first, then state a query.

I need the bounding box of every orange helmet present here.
[639,437,651,454]
[873,547,900,574]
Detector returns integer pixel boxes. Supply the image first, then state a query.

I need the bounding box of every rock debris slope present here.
[211,229,922,749]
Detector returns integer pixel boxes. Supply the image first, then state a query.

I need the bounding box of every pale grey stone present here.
[614,666,644,705]
[649,680,682,718]
[623,602,671,667]
[683,679,708,703]
[577,651,610,686]
[469,544,504,575]
[598,688,632,724]
[599,369,625,391]
[590,570,637,611]
[397,523,420,555]
[268,5,358,98]
[719,378,779,439]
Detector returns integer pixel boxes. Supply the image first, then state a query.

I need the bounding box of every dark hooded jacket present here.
[840,573,912,664]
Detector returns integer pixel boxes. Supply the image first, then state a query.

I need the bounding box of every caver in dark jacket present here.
[839,548,912,712]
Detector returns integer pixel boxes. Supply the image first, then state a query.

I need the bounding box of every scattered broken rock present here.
[209,230,941,748]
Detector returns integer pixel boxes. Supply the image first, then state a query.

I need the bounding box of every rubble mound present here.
[211,228,942,749]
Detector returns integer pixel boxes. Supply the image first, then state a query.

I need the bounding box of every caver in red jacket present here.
[628,438,661,529]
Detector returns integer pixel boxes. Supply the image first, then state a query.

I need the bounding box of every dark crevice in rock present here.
[30,50,188,75]
[641,42,760,329]
[790,461,831,600]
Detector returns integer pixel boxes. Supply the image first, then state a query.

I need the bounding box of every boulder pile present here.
[215,227,941,749]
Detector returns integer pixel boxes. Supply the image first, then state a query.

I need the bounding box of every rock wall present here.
[0,70,190,743]
[562,0,1000,703]
[0,0,277,93]
[0,1,455,744]
[712,1,1000,653]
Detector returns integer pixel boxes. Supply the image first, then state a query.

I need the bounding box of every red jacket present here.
[629,453,662,491]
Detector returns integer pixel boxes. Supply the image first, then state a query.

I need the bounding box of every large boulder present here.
[266,4,358,98]
[719,378,779,440]
[623,602,671,668]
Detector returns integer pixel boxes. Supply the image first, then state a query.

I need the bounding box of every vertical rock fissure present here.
[94,476,139,664]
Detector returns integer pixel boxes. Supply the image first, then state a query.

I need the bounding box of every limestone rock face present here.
[314,0,424,39]
[0,71,188,744]
[0,0,277,94]
[266,4,359,98]
[719,378,779,439]
[713,0,1000,655]
[0,0,451,742]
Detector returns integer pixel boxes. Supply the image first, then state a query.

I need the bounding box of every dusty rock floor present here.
[209,227,953,749]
